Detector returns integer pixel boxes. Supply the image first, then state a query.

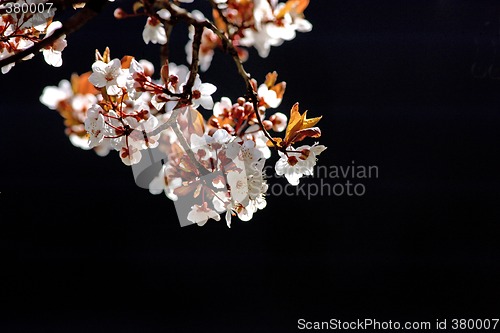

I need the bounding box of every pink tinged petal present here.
[213,102,223,117]
[237,206,254,221]
[52,37,67,52]
[1,63,14,74]
[199,95,214,110]
[129,59,143,74]
[213,97,232,116]
[295,19,312,32]
[152,96,166,111]
[272,112,287,132]
[91,61,108,75]
[285,169,302,186]
[88,73,107,87]
[43,50,63,67]
[264,90,280,108]
[274,156,290,176]
[106,84,122,96]
[190,133,210,149]
[149,175,165,195]
[120,146,142,166]
[311,145,327,156]
[212,195,227,213]
[225,210,232,228]
[116,74,127,88]
[46,21,62,36]
[212,129,231,144]
[157,9,171,20]
[208,210,221,221]
[187,205,221,226]
[199,53,214,72]
[88,135,103,149]
[192,76,202,88]
[155,28,167,45]
[142,25,151,44]
[108,58,122,71]
[69,134,91,150]
[257,84,267,97]
[227,171,249,204]
[167,178,182,201]
[39,83,69,109]
[199,82,217,95]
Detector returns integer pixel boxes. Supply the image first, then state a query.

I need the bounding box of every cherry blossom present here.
[28,0,325,228]
[149,165,183,201]
[41,21,67,67]
[84,105,107,148]
[275,143,327,185]
[120,145,142,166]
[187,203,221,226]
[269,112,287,132]
[39,80,73,110]
[186,74,217,110]
[143,16,167,45]
[89,59,126,95]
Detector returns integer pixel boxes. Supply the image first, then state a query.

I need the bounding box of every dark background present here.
[1,0,500,332]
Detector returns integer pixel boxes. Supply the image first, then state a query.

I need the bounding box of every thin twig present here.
[183,24,203,94]
[208,0,230,35]
[203,20,278,147]
[171,121,209,176]
[157,0,278,147]
[160,24,173,66]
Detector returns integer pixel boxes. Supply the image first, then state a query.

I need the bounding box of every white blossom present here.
[275,143,327,185]
[185,74,217,110]
[39,79,72,109]
[187,203,221,226]
[89,59,126,95]
[213,97,232,117]
[149,165,182,201]
[143,17,167,45]
[84,104,106,148]
[258,83,281,108]
[41,21,67,67]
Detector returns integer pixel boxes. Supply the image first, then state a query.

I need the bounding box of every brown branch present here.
[183,24,203,95]
[208,0,231,35]
[149,106,181,137]
[156,0,278,147]
[202,21,278,148]
[148,7,208,175]
[0,0,107,69]
[160,23,173,66]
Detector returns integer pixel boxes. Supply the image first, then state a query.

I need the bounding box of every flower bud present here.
[114,8,127,19]
[263,120,273,131]
[139,59,154,77]
[269,112,287,132]
[237,97,246,106]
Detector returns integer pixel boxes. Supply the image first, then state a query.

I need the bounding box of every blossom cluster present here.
[35,0,325,227]
[116,0,312,71]
[41,51,326,227]
[0,0,65,73]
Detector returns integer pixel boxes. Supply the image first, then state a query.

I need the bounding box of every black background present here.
[1,0,500,332]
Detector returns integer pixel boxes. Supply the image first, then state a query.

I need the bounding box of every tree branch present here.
[202,20,279,148]
[0,0,107,69]
[157,0,278,148]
